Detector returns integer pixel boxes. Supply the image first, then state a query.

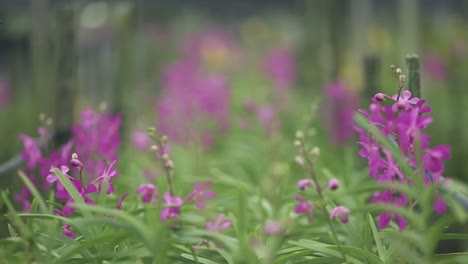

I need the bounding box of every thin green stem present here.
[299,140,348,263]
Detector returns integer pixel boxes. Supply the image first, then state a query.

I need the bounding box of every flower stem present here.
[299,140,348,262]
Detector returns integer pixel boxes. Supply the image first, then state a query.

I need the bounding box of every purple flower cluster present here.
[262,47,296,90]
[72,108,121,180]
[322,81,359,146]
[156,59,231,149]
[356,90,451,230]
[17,109,121,237]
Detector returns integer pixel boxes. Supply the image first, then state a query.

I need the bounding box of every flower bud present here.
[295,130,304,140]
[164,160,174,170]
[399,74,406,83]
[395,68,402,75]
[295,156,304,166]
[374,93,385,102]
[70,153,83,168]
[310,147,320,157]
[161,135,168,143]
[330,206,350,223]
[151,145,158,151]
[297,179,316,190]
[294,140,301,148]
[328,178,339,190]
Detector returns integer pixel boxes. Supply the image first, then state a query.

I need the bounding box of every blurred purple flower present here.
[185,182,216,210]
[72,108,121,180]
[322,81,359,146]
[160,192,184,222]
[132,131,151,151]
[257,105,276,136]
[262,47,296,90]
[329,206,350,223]
[156,59,231,149]
[433,196,447,214]
[263,220,284,236]
[136,184,158,204]
[206,213,232,232]
[19,134,42,170]
[46,165,71,183]
[422,52,447,82]
[294,194,313,222]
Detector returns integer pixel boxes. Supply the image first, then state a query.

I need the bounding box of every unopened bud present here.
[399,74,406,83]
[395,68,402,75]
[295,130,304,140]
[310,147,320,157]
[164,160,174,169]
[294,140,301,148]
[147,127,157,137]
[46,118,53,126]
[162,154,169,161]
[161,135,168,143]
[328,178,339,190]
[151,145,158,151]
[295,156,304,166]
[297,179,317,190]
[374,93,385,102]
[390,65,396,71]
[70,153,83,168]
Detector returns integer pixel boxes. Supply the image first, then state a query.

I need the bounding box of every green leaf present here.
[19,170,49,213]
[429,252,468,264]
[180,253,219,264]
[1,191,32,238]
[71,203,155,253]
[439,233,468,240]
[364,214,372,252]
[288,240,362,264]
[368,214,386,262]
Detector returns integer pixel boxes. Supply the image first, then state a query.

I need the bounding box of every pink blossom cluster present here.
[356,90,451,230]
[17,109,121,227]
[262,47,296,90]
[322,81,359,146]
[155,55,231,149]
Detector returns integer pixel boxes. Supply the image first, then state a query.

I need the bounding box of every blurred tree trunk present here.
[52,7,77,145]
[30,0,52,119]
[400,0,420,63]
[350,0,372,92]
[113,4,135,140]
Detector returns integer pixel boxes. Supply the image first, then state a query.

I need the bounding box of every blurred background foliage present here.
[0,0,467,240]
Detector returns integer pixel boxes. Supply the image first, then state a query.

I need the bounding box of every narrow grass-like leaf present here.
[18,170,48,213]
[288,240,362,264]
[368,214,386,262]
[1,191,32,238]
[71,203,154,252]
[364,213,372,252]
[180,253,219,264]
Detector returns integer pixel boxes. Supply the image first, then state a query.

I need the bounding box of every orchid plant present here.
[1,61,468,264]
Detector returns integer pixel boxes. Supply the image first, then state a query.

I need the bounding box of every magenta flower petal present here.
[377,212,392,229]
[433,197,447,214]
